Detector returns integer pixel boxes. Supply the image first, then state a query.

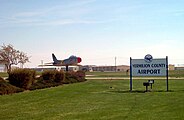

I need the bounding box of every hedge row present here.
[0,69,86,95]
[30,70,86,90]
[42,70,64,83]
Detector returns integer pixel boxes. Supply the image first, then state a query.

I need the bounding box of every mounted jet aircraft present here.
[41,53,82,71]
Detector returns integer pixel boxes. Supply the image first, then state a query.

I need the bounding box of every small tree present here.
[0,44,30,73]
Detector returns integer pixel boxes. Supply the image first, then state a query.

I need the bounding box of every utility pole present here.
[41,60,43,72]
[115,57,117,72]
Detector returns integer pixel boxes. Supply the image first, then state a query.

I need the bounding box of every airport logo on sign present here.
[144,54,153,63]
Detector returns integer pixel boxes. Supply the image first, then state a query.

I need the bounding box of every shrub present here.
[41,70,64,83]
[0,77,24,95]
[30,80,61,90]
[63,71,77,84]
[0,77,4,82]
[30,70,86,90]
[41,70,56,82]
[9,69,36,90]
[75,71,86,82]
[54,71,64,83]
[30,70,64,90]
[63,71,86,84]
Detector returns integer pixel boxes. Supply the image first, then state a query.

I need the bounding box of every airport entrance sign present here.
[131,55,167,76]
[129,54,169,91]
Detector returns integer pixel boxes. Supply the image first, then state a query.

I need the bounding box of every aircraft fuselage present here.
[53,54,82,66]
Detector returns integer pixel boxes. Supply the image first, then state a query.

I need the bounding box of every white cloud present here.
[0,1,99,26]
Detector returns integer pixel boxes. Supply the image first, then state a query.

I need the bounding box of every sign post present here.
[130,57,132,92]
[166,56,169,91]
[130,54,169,91]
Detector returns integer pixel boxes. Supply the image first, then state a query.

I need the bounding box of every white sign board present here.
[131,56,167,76]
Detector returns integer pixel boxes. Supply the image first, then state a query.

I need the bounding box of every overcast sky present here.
[0,0,184,67]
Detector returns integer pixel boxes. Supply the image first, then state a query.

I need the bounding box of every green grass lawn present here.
[86,71,128,77]
[86,70,184,78]
[0,72,8,78]
[0,79,184,120]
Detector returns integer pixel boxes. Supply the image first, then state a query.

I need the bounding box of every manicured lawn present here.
[0,72,8,78]
[86,71,128,77]
[86,70,184,78]
[0,79,184,120]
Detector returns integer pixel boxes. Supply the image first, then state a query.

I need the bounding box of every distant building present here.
[92,65,129,72]
[175,67,184,70]
[79,65,93,72]
[92,66,115,72]
[116,65,130,72]
[169,64,175,70]
[0,64,6,72]
[174,64,184,70]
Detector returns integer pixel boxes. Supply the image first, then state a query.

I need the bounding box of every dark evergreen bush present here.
[9,69,36,90]
[30,70,64,90]
[0,77,24,95]
[38,70,85,85]
[54,71,64,83]
[0,77,4,82]
[29,80,61,90]
[63,71,77,84]
[63,71,86,84]
[1,69,86,94]
[75,71,86,82]
[41,70,56,82]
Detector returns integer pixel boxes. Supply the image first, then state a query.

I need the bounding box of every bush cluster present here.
[0,69,86,95]
[9,69,36,90]
[0,77,24,95]
[30,70,64,90]
[41,70,64,83]
[30,70,86,90]
[75,71,86,82]
[29,80,61,90]
[64,71,86,84]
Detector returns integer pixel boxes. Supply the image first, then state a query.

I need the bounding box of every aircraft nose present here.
[77,57,82,63]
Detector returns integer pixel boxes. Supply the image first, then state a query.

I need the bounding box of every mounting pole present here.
[130,57,132,92]
[166,56,169,91]
[115,57,117,72]
[66,65,69,71]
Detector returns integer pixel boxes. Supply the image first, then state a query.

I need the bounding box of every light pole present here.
[115,57,117,72]
[41,60,43,72]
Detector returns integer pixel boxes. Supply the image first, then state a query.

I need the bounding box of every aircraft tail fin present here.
[52,53,58,63]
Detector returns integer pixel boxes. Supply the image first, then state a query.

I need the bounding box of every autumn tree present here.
[0,44,30,73]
